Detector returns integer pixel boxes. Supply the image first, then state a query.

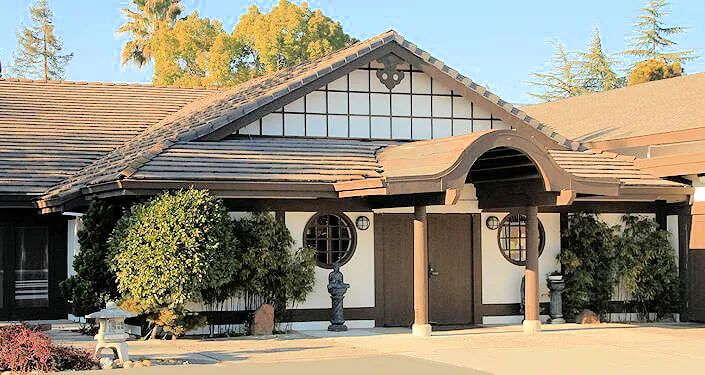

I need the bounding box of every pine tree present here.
[118,0,183,68]
[622,0,696,64]
[576,28,621,92]
[10,0,73,80]
[528,41,586,102]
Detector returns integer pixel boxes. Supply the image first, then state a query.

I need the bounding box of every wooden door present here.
[0,225,8,320]
[428,214,473,325]
[375,213,473,327]
[375,214,414,326]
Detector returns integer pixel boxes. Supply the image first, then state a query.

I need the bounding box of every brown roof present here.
[39,30,585,208]
[92,133,683,204]
[522,73,705,144]
[0,78,216,195]
[132,138,389,183]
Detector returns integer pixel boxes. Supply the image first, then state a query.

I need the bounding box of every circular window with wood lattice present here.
[304,212,357,268]
[497,214,545,266]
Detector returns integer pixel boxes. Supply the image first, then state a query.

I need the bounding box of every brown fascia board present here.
[634,152,705,177]
[585,126,705,150]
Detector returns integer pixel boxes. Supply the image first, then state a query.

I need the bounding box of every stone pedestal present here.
[327,264,350,332]
[547,276,566,324]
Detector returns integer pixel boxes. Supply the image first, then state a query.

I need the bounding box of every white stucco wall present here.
[480,212,561,305]
[66,217,83,278]
[693,181,705,202]
[286,211,375,309]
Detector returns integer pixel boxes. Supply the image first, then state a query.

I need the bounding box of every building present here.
[0,31,695,334]
[524,73,705,321]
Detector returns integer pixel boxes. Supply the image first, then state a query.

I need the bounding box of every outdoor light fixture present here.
[486,216,500,230]
[355,216,370,231]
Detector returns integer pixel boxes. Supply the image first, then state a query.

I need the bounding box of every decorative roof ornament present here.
[375,53,405,90]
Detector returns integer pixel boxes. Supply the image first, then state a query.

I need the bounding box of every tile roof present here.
[132,138,389,183]
[522,73,705,144]
[0,78,216,195]
[547,150,684,188]
[40,29,585,206]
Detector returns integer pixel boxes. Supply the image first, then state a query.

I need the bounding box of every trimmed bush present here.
[0,325,53,373]
[617,215,681,320]
[559,211,618,319]
[110,188,237,337]
[60,200,124,318]
[49,345,99,372]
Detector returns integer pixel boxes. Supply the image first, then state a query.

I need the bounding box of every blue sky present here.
[1,0,703,103]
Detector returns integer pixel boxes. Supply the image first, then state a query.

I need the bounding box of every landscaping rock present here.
[133,362,144,368]
[122,361,133,368]
[253,303,274,335]
[576,309,600,324]
[142,360,152,367]
[99,357,115,370]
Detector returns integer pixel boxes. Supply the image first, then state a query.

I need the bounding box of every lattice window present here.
[304,213,357,268]
[497,214,545,266]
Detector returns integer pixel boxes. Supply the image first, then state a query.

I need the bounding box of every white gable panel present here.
[235,65,516,141]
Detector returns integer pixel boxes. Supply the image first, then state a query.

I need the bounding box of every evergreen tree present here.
[622,0,696,64]
[10,0,73,80]
[576,28,621,92]
[118,0,183,68]
[528,41,586,102]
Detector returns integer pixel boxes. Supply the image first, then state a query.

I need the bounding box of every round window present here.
[304,212,357,268]
[497,214,545,266]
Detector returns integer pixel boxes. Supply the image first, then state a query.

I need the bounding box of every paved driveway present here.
[55,323,705,375]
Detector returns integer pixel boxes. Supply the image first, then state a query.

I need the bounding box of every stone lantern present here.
[547,274,566,324]
[327,264,350,332]
[87,301,135,362]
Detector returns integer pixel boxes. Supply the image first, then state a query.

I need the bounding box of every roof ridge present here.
[0,77,219,90]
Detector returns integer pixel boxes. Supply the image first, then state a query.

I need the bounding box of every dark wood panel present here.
[428,214,473,325]
[688,250,705,322]
[375,214,414,327]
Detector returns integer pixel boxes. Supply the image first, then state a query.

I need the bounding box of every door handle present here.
[428,264,439,277]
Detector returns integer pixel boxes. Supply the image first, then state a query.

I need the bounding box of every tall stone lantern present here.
[87,301,136,361]
[327,264,350,332]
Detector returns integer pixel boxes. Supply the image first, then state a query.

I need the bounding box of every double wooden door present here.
[375,213,474,326]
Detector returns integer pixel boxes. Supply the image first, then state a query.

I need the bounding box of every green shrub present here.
[110,189,238,336]
[59,201,124,317]
[616,215,680,320]
[215,212,315,324]
[559,211,618,319]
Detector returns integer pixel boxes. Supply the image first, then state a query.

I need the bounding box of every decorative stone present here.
[99,357,115,370]
[252,303,275,335]
[327,264,350,332]
[576,309,601,324]
[88,301,136,362]
[133,362,144,368]
[142,360,152,367]
[122,361,133,368]
[547,275,566,324]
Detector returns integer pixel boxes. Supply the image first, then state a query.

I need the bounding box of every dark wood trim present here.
[479,302,550,317]
[679,211,692,321]
[471,213,483,325]
[275,211,285,225]
[540,201,657,214]
[655,200,667,230]
[201,307,375,325]
[373,213,385,326]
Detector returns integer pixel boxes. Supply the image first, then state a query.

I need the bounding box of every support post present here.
[523,205,542,333]
[412,205,431,337]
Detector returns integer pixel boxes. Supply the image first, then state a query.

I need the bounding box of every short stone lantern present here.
[547,274,566,324]
[87,301,136,362]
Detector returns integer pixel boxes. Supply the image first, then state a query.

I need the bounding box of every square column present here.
[523,205,542,333]
[412,205,431,337]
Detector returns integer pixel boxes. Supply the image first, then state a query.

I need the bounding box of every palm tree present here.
[117,0,183,68]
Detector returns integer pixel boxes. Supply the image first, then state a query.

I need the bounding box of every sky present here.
[0,0,703,103]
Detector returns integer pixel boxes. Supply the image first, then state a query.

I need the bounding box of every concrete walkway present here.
[53,323,705,375]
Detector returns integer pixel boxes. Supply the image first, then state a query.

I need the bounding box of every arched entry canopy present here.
[336,129,634,209]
